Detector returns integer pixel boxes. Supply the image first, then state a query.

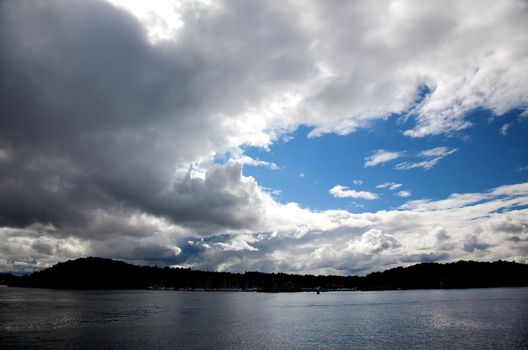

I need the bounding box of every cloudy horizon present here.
[1,0,527,275]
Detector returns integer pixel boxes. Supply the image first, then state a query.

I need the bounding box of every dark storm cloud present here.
[463,236,493,253]
[0,0,322,272]
[0,0,314,232]
[0,151,105,228]
[96,163,267,232]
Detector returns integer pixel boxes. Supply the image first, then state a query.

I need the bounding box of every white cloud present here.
[500,123,512,136]
[364,150,403,167]
[419,146,457,158]
[400,183,528,211]
[228,155,279,170]
[329,185,379,200]
[395,158,442,170]
[105,0,186,43]
[377,182,403,190]
[352,179,363,185]
[354,229,401,254]
[215,235,259,252]
[395,190,412,198]
[396,146,456,170]
[99,0,528,140]
[302,0,528,138]
[262,187,282,198]
[254,182,528,274]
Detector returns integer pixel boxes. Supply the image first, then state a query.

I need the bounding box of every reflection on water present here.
[1,288,527,349]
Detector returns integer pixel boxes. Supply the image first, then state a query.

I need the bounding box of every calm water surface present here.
[1,287,527,349]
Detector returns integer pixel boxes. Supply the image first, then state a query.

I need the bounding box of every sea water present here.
[1,287,527,349]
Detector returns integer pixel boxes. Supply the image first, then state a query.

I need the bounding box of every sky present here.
[1,0,527,275]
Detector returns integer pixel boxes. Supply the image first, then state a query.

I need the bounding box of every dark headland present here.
[4,257,528,292]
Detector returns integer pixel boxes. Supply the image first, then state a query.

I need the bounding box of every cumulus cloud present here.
[395,190,412,198]
[329,185,379,200]
[2,181,528,274]
[305,0,528,137]
[104,0,528,139]
[1,0,527,274]
[364,150,403,167]
[176,182,528,275]
[352,229,401,254]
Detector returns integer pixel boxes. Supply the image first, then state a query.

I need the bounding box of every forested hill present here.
[6,257,528,291]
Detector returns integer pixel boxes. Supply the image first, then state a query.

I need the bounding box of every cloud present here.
[395,159,440,170]
[214,235,260,252]
[6,0,522,144]
[396,146,457,170]
[463,235,493,253]
[400,182,528,211]
[105,0,185,43]
[174,182,528,275]
[500,123,512,136]
[301,0,528,138]
[419,146,457,158]
[364,150,403,167]
[1,0,306,231]
[0,149,9,162]
[352,229,401,254]
[2,181,528,275]
[377,182,403,190]
[106,0,528,139]
[352,179,363,185]
[329,185,379,200]
[228,155,279,170]
[0,0,527,274]
[395,190,412,198]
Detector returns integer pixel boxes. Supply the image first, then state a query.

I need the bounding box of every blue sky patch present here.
[243,108,528,212]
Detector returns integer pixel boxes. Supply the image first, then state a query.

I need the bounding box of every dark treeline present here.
[0,273,18,286]
[6,257,528,292]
